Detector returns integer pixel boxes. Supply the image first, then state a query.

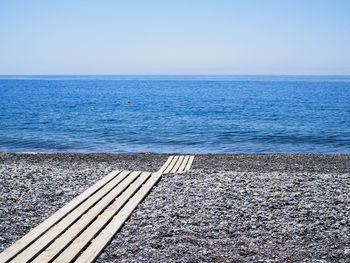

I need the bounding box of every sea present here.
[0,75,349,154]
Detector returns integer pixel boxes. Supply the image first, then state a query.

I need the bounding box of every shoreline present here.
[1,153,349,262]
[1,152,349,173]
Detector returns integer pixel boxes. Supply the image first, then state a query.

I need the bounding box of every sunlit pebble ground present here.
[0,153,349,262]
[0,153,165,251]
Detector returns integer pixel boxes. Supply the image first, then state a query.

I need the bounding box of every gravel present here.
[0,153,349,262]
[0,152,166,253]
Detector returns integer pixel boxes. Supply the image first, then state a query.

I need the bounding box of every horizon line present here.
[1,73,350,76]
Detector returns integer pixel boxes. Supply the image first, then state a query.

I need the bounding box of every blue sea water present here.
[0,75,349,154]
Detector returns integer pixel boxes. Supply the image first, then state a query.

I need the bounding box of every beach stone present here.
[0,153,349,262]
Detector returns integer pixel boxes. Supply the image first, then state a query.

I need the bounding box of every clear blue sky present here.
[0,0,349,75]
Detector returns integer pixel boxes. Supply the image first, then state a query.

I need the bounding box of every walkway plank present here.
[170,155,184,173]
[32,171,142,263]
[185,156,195,171]
[10,171,131,263]
[177,155,190,173]
[0,170,121,263]
[53,172,152,263]
[74,172,163,263]
[163,155,179,174]
[157,156,174,173]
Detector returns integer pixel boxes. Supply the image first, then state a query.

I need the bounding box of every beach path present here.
[0,155,194,263]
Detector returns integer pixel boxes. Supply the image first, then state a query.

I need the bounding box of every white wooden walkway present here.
[0,155,194,263]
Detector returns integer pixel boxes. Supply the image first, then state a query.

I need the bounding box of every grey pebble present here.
[0,153,349,262]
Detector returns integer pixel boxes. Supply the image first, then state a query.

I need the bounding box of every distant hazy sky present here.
[0,0,349,75]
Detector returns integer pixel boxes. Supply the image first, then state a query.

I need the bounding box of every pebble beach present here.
[0,153,349,262]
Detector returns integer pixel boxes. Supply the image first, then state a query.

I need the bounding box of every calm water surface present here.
[0,75,349,153]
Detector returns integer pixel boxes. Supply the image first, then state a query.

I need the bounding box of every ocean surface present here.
[0,75,349,154]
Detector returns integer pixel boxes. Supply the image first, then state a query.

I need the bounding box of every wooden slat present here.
[163,156,179,174]
[0,170,121,263]
[157,156,174,173]
[170,155,184,173]
[32,171,142,263]
[10,171,131,263]
[53,172,152,263]
[184,156,194,171]
[74,171,163,263]
[177,155,190,173]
